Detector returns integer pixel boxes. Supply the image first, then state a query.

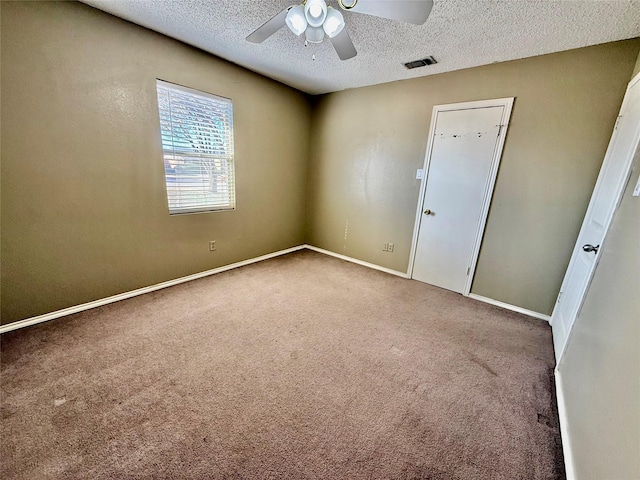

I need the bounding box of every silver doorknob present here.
[424,209,432,215]
[582,244,599,254]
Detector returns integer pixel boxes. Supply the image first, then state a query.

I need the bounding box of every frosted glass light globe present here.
[285,5,308,36]
[322,7,345,38]
[304,0,327,28]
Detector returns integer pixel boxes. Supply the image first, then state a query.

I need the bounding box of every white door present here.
[552,74,640,362]
[410,99,513,294]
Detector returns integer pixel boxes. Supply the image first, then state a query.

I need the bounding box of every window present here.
[155,80,235,214]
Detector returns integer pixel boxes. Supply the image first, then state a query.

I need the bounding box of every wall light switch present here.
[633,175,640,197]
[416,169,424,180]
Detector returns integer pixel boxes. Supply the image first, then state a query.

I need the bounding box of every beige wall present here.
[633,49,640,76]
[557,147,640,479]
[306,40,640,315]
[1,1,638,325]
[0,2,312,324]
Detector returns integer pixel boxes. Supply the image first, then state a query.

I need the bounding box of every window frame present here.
[155,79,236,215]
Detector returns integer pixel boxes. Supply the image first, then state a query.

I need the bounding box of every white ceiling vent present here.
[404,56,437,70]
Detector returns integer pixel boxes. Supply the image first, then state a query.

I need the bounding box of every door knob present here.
[424,209,432,215]
[582,244,599,254]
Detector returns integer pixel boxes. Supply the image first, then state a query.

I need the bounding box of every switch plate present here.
[209,240,216,251]
[416,169,424,180]
[633,175,640,197]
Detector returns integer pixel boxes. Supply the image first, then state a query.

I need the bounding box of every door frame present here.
[551,71,640,364]
[407,97,514,295]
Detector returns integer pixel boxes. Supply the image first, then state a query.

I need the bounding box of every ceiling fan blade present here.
[347,0,433,25]
[246,7,292,43]
[330,28,357,60]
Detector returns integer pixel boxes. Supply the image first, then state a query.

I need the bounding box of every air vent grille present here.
[404,56,437,69]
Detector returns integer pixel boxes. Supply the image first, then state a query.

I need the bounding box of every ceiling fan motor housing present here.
[306,26,325,43]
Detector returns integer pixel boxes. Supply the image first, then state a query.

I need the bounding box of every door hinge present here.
[466,266,470,276]
[557,291,563,303]
[614,115,622,130]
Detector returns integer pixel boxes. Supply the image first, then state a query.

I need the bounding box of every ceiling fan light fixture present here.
[323,7,345,38]
[285,5,308,36]
[304,0,327,28]
[305,25,325,43]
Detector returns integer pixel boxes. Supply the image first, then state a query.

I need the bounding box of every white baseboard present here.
[0,245,306,334]
[1,245,549,334]
[303,245,409,278]
[468,293,552,323]
[554,369,576,480]
[304,247,550,323]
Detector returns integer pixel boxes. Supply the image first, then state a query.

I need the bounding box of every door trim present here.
[407,97,515,295]
[551,71,640,364]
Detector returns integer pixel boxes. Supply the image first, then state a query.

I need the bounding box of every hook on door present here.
[582,244,599,254]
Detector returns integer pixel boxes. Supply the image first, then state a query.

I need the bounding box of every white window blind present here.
[156,80,235,214]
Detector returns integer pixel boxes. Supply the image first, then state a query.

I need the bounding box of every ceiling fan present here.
[246,0,434,60]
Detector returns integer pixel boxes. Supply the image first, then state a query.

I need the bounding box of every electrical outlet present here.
[388,243,394,252]
[382,243,388,252]
[209,240,216,251]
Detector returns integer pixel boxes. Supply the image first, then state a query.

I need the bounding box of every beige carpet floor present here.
[1,250,564,479]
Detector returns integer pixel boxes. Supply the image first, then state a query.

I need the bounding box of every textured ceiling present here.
[81,0,640,95]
